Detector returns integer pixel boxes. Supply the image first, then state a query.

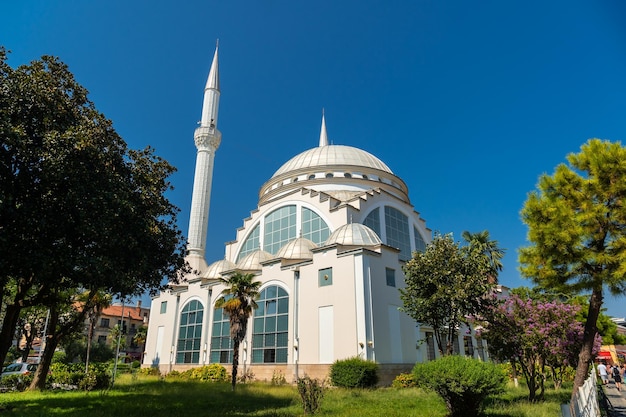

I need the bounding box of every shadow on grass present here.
[0,379,299,417]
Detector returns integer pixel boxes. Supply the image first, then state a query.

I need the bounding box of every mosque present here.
[143,46,487,382]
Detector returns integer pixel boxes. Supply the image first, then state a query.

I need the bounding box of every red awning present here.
[597,351,612,359]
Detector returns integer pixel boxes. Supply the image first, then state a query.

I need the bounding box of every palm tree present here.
[462,230,505,282]
[80,290,112,372]
[214,272,261,391]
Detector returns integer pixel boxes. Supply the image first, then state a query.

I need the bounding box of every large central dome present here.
[271,145,393,178]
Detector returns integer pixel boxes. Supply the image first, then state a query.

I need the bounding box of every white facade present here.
[144,52,487,383]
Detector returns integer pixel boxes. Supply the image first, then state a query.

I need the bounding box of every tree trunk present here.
[231,339,240,391]
[0,303,22,367]
[572,287,603,396]
[85,318,95,372]
[29,308,59,390]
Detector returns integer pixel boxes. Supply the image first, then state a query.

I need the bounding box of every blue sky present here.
[3,1,626,317]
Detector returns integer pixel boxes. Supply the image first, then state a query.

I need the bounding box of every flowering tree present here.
[481,295,594,401]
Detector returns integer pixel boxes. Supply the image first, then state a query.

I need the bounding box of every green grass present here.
[0,375,571,417]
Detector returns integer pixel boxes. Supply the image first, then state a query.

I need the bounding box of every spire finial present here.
[206,42,220,91]
[319,109,328,147]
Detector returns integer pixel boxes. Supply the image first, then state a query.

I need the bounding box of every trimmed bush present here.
[0,373,33,391]
[412,355,507,417]
[329,357,378,388]
[297,375,326,415]
[392,372,417,388]
[138,367,161,376]
[189,364,228,382]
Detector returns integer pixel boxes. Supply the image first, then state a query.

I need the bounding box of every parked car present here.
[1,362,38,378]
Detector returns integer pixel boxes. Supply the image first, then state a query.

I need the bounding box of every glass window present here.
[319,267,333,287]
[264,206,296,255]
[464,336,474,357]
[414,226,426,253]
[252,286,289,364]
[385,268,395,287]
[384,207,411,261]
[210,295,232,364]
[160,301,167,314]
[176,300,203,364]
[363,209,381,237]
[100,318,110,328]
[425,332,436,361]
[237,224,260,262]
[302,207,330,245]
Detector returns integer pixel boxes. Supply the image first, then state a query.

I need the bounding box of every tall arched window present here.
[302,207,330,245]
[176,299,203,364]
[363,208,381,237]
[414,226,426,253]
[263,206,297,254]
[384,206,411,261]
[210,296,232,364]
[252,286,289,363]
[237,224,260,262]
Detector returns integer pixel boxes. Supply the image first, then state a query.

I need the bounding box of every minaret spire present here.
[319,109,328,147]
[187,43,222,273]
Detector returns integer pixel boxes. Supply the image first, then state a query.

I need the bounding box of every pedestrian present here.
[598,361,609,385]
[612,364,622,391]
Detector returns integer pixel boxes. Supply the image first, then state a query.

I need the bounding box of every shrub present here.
[0,374,33,391]
[392,372,417,388]
[330,357,378,388]
[297,375,326,415]
[412,355,507,417]
[131,360,140,369]
[271,370,287,385]
[189,364,228,382]
[238,369,254,383]
[138,367,161,376]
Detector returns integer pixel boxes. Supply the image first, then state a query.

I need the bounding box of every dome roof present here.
[235,249,273,271]
[275,237,317,260]
[324,223,382,247]
[203,259,235,279]
[272,145,393,178]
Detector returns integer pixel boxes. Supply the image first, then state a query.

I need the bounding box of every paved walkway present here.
[602,381,626,417]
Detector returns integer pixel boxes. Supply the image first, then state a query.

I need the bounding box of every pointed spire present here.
[205,40,219,91]
[319,109,328,147]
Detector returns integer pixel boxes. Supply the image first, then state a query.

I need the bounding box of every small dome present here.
[236,249,273,271]
[324,223,382,246]
[203,259,236,279]
[275,237,317,260]
[272,145,393,178]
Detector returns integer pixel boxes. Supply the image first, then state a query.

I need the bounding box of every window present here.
[252,286,289,364]
[97,335,107,344]
[425,332,436,361]
[100,318,110,328]
[463,336,474,357]
[363,209,381,237]
[302,207,330,245]
[385,268,395,287]
[384,206,411,261]
[318,267,333,287]
[237,224,260,262]
[414,226,426,253]
[210,296,232,364]
[160,301,167,314]
[176,299,204,364]
[263,206,297,255]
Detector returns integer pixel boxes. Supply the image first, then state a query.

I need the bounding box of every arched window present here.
[252,286,289,363]
[384,206,411,261]
[176,299,203,364]
[263,205,297,254]
[210,296,232,364]
[363,208,381,237]
[302,207,330,245]
[414,226,426,253]
[237,224,260,262]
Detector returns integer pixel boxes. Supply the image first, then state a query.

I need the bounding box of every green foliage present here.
[188,364,228,382]
[401,233,497,355]
[48,362,110,390]
[412,355,507,417]
[0,373,34,391]
[271,369,287,385]
[330,357,378,388]
[297,375,326,414]
[137,367,161,376]
[392,372,417,388]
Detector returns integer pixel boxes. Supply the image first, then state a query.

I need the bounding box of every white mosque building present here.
[144,45,488,383]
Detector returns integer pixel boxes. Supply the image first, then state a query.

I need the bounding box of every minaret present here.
[187,43,221,274]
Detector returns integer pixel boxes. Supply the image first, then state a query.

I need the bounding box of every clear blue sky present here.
[3,1,626,317]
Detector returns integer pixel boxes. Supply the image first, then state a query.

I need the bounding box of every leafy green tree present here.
[214,272,261,391]
[519,139,626,391]
[400,233,496,356]
[109,323,127,352]
[81,290,112,372]
[462,230,505,280]
[0,49,188,388]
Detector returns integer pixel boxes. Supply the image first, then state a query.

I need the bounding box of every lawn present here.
[0,375,571,417]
